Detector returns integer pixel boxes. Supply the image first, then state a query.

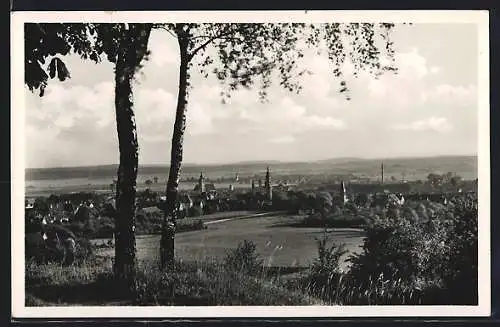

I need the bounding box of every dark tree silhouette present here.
[24,23,152,293]
[156,23,399,269]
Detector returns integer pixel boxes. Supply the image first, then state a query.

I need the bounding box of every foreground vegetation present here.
[26,192,477,306]
[26,255,320,306]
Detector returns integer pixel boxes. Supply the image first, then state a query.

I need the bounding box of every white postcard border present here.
[11,10,491,318]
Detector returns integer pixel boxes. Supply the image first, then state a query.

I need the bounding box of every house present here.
[205,184,217,199]
[25,199,35,210]
[179,193,193,208]
[387,193,405,206]
[73,202,99,222]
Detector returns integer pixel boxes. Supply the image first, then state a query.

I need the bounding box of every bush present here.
[343,193,478,305]
[305,232,348,301]
[301,212,366,228]
[188,206,203,217]
[74,237,95,265]
[293,193,478,305]
[176,219,206,233]
[224,240,264,275]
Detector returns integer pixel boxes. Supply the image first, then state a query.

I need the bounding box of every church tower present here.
[198,172,205,193]
[340,180,348,204]
[381,162,385,184]
[251,179,256,196]
[265,166,272,201]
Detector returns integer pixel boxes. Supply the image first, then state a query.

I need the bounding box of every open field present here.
[92,215,365,272]
[26,156,478,181]
[25,179,251,198]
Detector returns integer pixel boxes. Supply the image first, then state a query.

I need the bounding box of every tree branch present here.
[155,24,178,39]
[187,25,234,61]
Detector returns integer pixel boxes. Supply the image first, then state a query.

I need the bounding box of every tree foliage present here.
[25,23,152,97]
[25,23,101,95]
[158,23,398,102]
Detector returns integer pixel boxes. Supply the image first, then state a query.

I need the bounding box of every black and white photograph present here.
[11,10,490,318]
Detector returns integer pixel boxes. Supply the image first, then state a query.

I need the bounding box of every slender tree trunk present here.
[160,33,190,270]
[113,23,152,294]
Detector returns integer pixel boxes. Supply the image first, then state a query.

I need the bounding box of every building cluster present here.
[26,161,473,226]
[25,197,99,225]
[172,166,276,216]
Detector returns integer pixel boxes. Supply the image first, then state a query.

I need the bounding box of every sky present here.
[24,23,480,168]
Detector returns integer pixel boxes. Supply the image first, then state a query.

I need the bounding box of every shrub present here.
[305,232,348,301]
[343,193,478,305]
[224,240,264,275]
[74,237,95,265]
[302,212,366,228]
[176,219,206,233]
[188,206,203,217]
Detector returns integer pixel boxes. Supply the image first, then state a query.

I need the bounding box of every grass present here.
[25,256,121,305]
[26,255,322,306]
[91,215,364,271]
[280,214,366,229]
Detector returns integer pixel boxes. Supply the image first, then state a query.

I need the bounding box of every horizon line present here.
[25,153,478,170]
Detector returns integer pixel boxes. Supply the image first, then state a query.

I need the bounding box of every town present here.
[25,163,476,240]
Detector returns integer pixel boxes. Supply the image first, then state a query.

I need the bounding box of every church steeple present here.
[265,166,272,201]
[340,180,348,204]
[381,162,384,185]
[251,179,256,196]
[198,172,205,193]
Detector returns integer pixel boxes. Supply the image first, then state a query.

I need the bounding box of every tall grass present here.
[26,242,321,306]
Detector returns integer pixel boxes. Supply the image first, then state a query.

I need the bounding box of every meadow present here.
[91,214,365,271]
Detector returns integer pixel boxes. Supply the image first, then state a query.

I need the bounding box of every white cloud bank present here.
[392,117,453,132]
[24,25,479,167]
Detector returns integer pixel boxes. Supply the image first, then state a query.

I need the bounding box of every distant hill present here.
[25,155,478,181]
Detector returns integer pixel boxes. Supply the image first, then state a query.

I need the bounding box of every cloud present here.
[394,48,432,79]
[147,32,179,67]
[304,116,345,129]
[423,83,477,105]
[392,117,453,132]
[31,81,115,130]
[430,66,440,74]
[24,24,479,167]
[187,103,215,136]
[269,135,295,144]
[343,48,441,111]
[232,96,346,134]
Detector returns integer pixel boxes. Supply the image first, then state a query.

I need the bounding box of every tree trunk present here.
[113,24,152,294]
[160,33,190,270]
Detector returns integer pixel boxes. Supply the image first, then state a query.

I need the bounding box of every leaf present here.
[53,57,71,81]
[48,58,57,79]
